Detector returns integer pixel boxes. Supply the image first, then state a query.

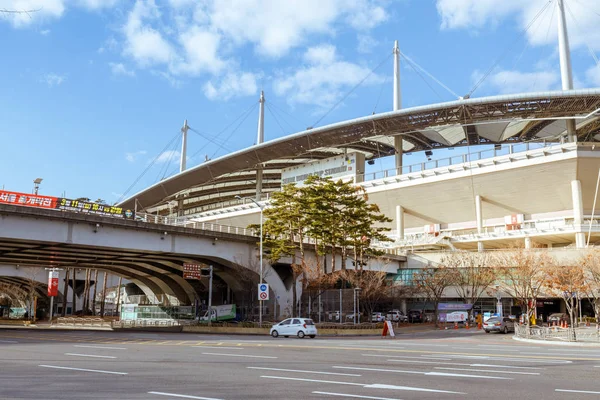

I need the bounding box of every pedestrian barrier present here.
[54,317,112,327]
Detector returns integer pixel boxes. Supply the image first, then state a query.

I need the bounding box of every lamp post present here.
[235,195,264,326]
[45,267,63,323]
[495,284,502,317]
[33,178,43,195]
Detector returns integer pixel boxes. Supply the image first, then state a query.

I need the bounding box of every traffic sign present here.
[258,283,269,301]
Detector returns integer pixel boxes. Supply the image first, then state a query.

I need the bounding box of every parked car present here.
[483,317,515,334]
[346,312,362,321]
[407,310,424,323]
[270,318,317,338]
[547,313,569,325]
[387,310,408,322]
[371,312,385,322]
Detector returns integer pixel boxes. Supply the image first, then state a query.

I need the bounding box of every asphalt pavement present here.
[1,328,599,399]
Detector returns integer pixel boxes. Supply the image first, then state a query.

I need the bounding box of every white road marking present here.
[333,366,510,380]
[201,352,277,359]
[470,364,543,370]
[477,345,540,350]
[445,355,572,364]
[38,365,127,375]
[74,345,127,350]
[425,372,510,380]
[260,376,464,394]
[388,359,473,366]
[362,354,450,361]
[313,391,403,400]
[64,353,117,359]
[247,367,361,376]
[148,391,222,400]
[0,340,18,343]
[434,367,540,376]
[193,346,244,350]
[556,389,600,395]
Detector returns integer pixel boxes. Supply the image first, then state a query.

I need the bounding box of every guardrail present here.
[514,324,600,342]
[111,319,196,328]
[54,317,112,327]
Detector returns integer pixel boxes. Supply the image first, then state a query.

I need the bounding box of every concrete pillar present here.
[524,236,532,249]
[396,205,404,240]
[475,195,484,252]
[394,136,403,175]
[557,0,576,142]
[256,91,265,202]
[571,180,585,248]
[400,298,407,315]
[393,41,403,173]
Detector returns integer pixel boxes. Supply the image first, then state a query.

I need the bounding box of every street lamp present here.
[495,284,502,317]
[235,195,264,326]
[33,178,43,195]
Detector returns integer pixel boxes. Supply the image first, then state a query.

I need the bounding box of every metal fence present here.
[514,324,600,342]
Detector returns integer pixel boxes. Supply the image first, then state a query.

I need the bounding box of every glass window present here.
[280,319,291,325]
[304,319,314,325]
[292,319,301,324]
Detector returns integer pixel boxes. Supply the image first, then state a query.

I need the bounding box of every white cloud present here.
[173,27,226,75]
[357,34,378,54]
[39,29,50,35]
[41,73,66,87]
[122,0,173,66]
[156,150,180,164]
[203,71,259,101]
[436,0,600,51]
[109,62,135,77]
[152,70,183,88]
[125,150,147,162]
[75,0,120,9]
[474,69,559,94]
[0,0,65,27]
[273,44,382,108]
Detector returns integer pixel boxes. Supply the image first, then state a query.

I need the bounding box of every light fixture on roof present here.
[425,150,433,161]
[33,178,43,195]
[367,159,375,165]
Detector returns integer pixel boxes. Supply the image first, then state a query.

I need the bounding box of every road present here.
[0,328,599,399]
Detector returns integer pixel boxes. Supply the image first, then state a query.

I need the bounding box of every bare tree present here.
[446,251,498,320]
[22,267,44,320]
[580,249,600,329]
[492,248,552,327]
[413,266,457,327]
[546,263,588,340]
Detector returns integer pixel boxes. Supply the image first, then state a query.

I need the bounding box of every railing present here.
[111,319,195,328]
[54,317,112,327]
[514,323,600,342]
[134,212,255,237]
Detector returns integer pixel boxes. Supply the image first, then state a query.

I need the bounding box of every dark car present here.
[407,310,424,323]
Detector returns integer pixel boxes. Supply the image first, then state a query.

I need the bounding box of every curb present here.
[513,335,600,347]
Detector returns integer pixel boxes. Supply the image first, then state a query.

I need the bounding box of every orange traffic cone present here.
[454,321,458,330]
[465,322,470,329]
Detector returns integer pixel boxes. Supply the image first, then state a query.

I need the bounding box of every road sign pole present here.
[208,265,213,327]
[49,296,54,323]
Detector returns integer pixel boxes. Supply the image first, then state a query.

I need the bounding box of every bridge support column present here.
[524,236,532,249]
[475,195,484,252]
[571,180,586,248]
[396,205,404,241]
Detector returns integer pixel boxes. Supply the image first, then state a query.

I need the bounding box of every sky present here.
[2,0,600,204]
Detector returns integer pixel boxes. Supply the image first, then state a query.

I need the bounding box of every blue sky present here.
[2,0,600,204]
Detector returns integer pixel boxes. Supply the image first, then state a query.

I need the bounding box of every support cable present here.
[155,135,182,183]
[567,1,600,68]
[265,103,288,137]
[311,53,392,128]
[400,52,460,99]
[210,103,258,159]
[467,0,554,98]
[372,75,388,114]
[402,55,444,101]
[118,131,181,203]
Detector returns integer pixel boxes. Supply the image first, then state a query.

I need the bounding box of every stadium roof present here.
[118,89,600,213]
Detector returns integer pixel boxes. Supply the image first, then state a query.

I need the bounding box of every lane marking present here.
[362,354,450,361]
[477,345,540,350]
[261,376,464,393]
[388,359,472,366]
[0,340,18,343]
[313,391,403,400]
[74,345,127,350]
[333,366,510,380]
[38,365,127,375]
[193,346,244,350]
[148,391,222,400]
[247,367,361,376]
[425,372,510,380]
[555,389,600,395]
[470,364,543,370]
[201,352,277,359]
[64,353,117,359]
[434,367,540,375]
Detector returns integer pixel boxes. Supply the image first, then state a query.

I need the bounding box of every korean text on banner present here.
[0,190,58,209]
[47,271,59,297]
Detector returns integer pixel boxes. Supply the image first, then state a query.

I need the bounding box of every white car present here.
[270,318,317,338]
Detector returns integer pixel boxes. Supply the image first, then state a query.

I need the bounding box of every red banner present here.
[47,271,59,297]
[0,190,58,209]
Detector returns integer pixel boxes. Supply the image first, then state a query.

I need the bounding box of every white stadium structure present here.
[116,0,600,318]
